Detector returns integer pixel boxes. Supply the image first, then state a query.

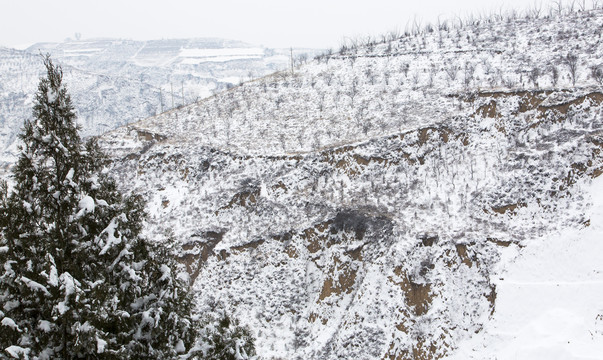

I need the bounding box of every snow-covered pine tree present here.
[0,55,198,358]
[185,312,256,360]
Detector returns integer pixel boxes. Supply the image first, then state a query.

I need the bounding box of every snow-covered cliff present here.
[99,8,603,359]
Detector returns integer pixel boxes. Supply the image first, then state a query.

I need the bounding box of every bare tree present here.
[320,71,333,86]
[445,64,459,85]
[564,54,579,86]
[339,43,349,55]
[411,71,420,89]
[550,64,560,87]
[503,75,517,89]
[569,0,576,12]
[529,66,541,88]
[401,63,410,77]
[528,2,543,18]
[296,53,308,66]
[428,63,437,88]
[347,77,359,107]
[348,54,357,67]
[365,67,376,85]
[317,91,326,112]
[383,70,391,85]
[591,65,603,85]
[551,0,564,15]
[481,58,493,75]
[464,61,476,88]
[325,48,333,64]
[355,100,369,128]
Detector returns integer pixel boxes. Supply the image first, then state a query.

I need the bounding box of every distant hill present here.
[0,38,319,170]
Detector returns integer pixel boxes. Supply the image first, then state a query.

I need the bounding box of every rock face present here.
[99,9,603,360]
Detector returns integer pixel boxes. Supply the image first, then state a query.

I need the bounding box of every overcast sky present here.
[1,0,563,49]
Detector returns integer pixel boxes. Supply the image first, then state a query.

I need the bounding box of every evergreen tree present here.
[188,313,256,360]
[0,56,198,358]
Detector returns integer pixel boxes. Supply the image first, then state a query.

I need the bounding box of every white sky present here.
[1,0,564,49]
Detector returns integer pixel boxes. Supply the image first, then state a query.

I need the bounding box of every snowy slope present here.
[98,8,603,360]
[447,176,603,360]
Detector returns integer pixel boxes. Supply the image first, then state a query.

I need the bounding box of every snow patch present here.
[77,195,95,216]
[5,346,30,359]
[1,317,19,331]
[20,276,50,296]
[446,177,603,360]
[99,217,122,255]
[47,87,58,103]
[175,339,185,353]
[38,320,52,332]
[96,337,107,353]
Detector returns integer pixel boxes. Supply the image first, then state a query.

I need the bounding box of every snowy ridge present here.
[99,9,603,360]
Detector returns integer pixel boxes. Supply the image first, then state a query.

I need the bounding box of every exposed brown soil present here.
[346,245,364,261]
[231,239,265,253]
[319,126,452,177]
[317,263,358,302]
[301,220,334,253]
[476,100,500,118]
[215,188,261,214]
[391,267,433,316]
[308,312,328,325]
[419,234,438,247]
[455,244,473,268]
[485,284,497,315]
[284,245,298,258]
[383,336,445,360]
[538,92,603,115]
[178,231,224,281]
[489,202,526,215]
[135,128,169,142]
[486,237,513,247]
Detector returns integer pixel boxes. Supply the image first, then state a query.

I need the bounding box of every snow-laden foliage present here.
[186,313,256,360]
[0,56,203,359]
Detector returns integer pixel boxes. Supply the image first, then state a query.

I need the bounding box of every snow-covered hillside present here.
[99,7,603,360]
[0,39,316,169]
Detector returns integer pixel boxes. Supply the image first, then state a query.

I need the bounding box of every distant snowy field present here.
[448,176,603,360]
[179,47,265,63]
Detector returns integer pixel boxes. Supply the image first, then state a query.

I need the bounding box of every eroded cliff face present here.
[99,9,603,359]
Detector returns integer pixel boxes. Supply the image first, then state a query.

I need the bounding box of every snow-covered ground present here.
[447,175,603,360]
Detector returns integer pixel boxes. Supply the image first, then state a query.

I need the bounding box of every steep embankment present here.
[101,8,603,359]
